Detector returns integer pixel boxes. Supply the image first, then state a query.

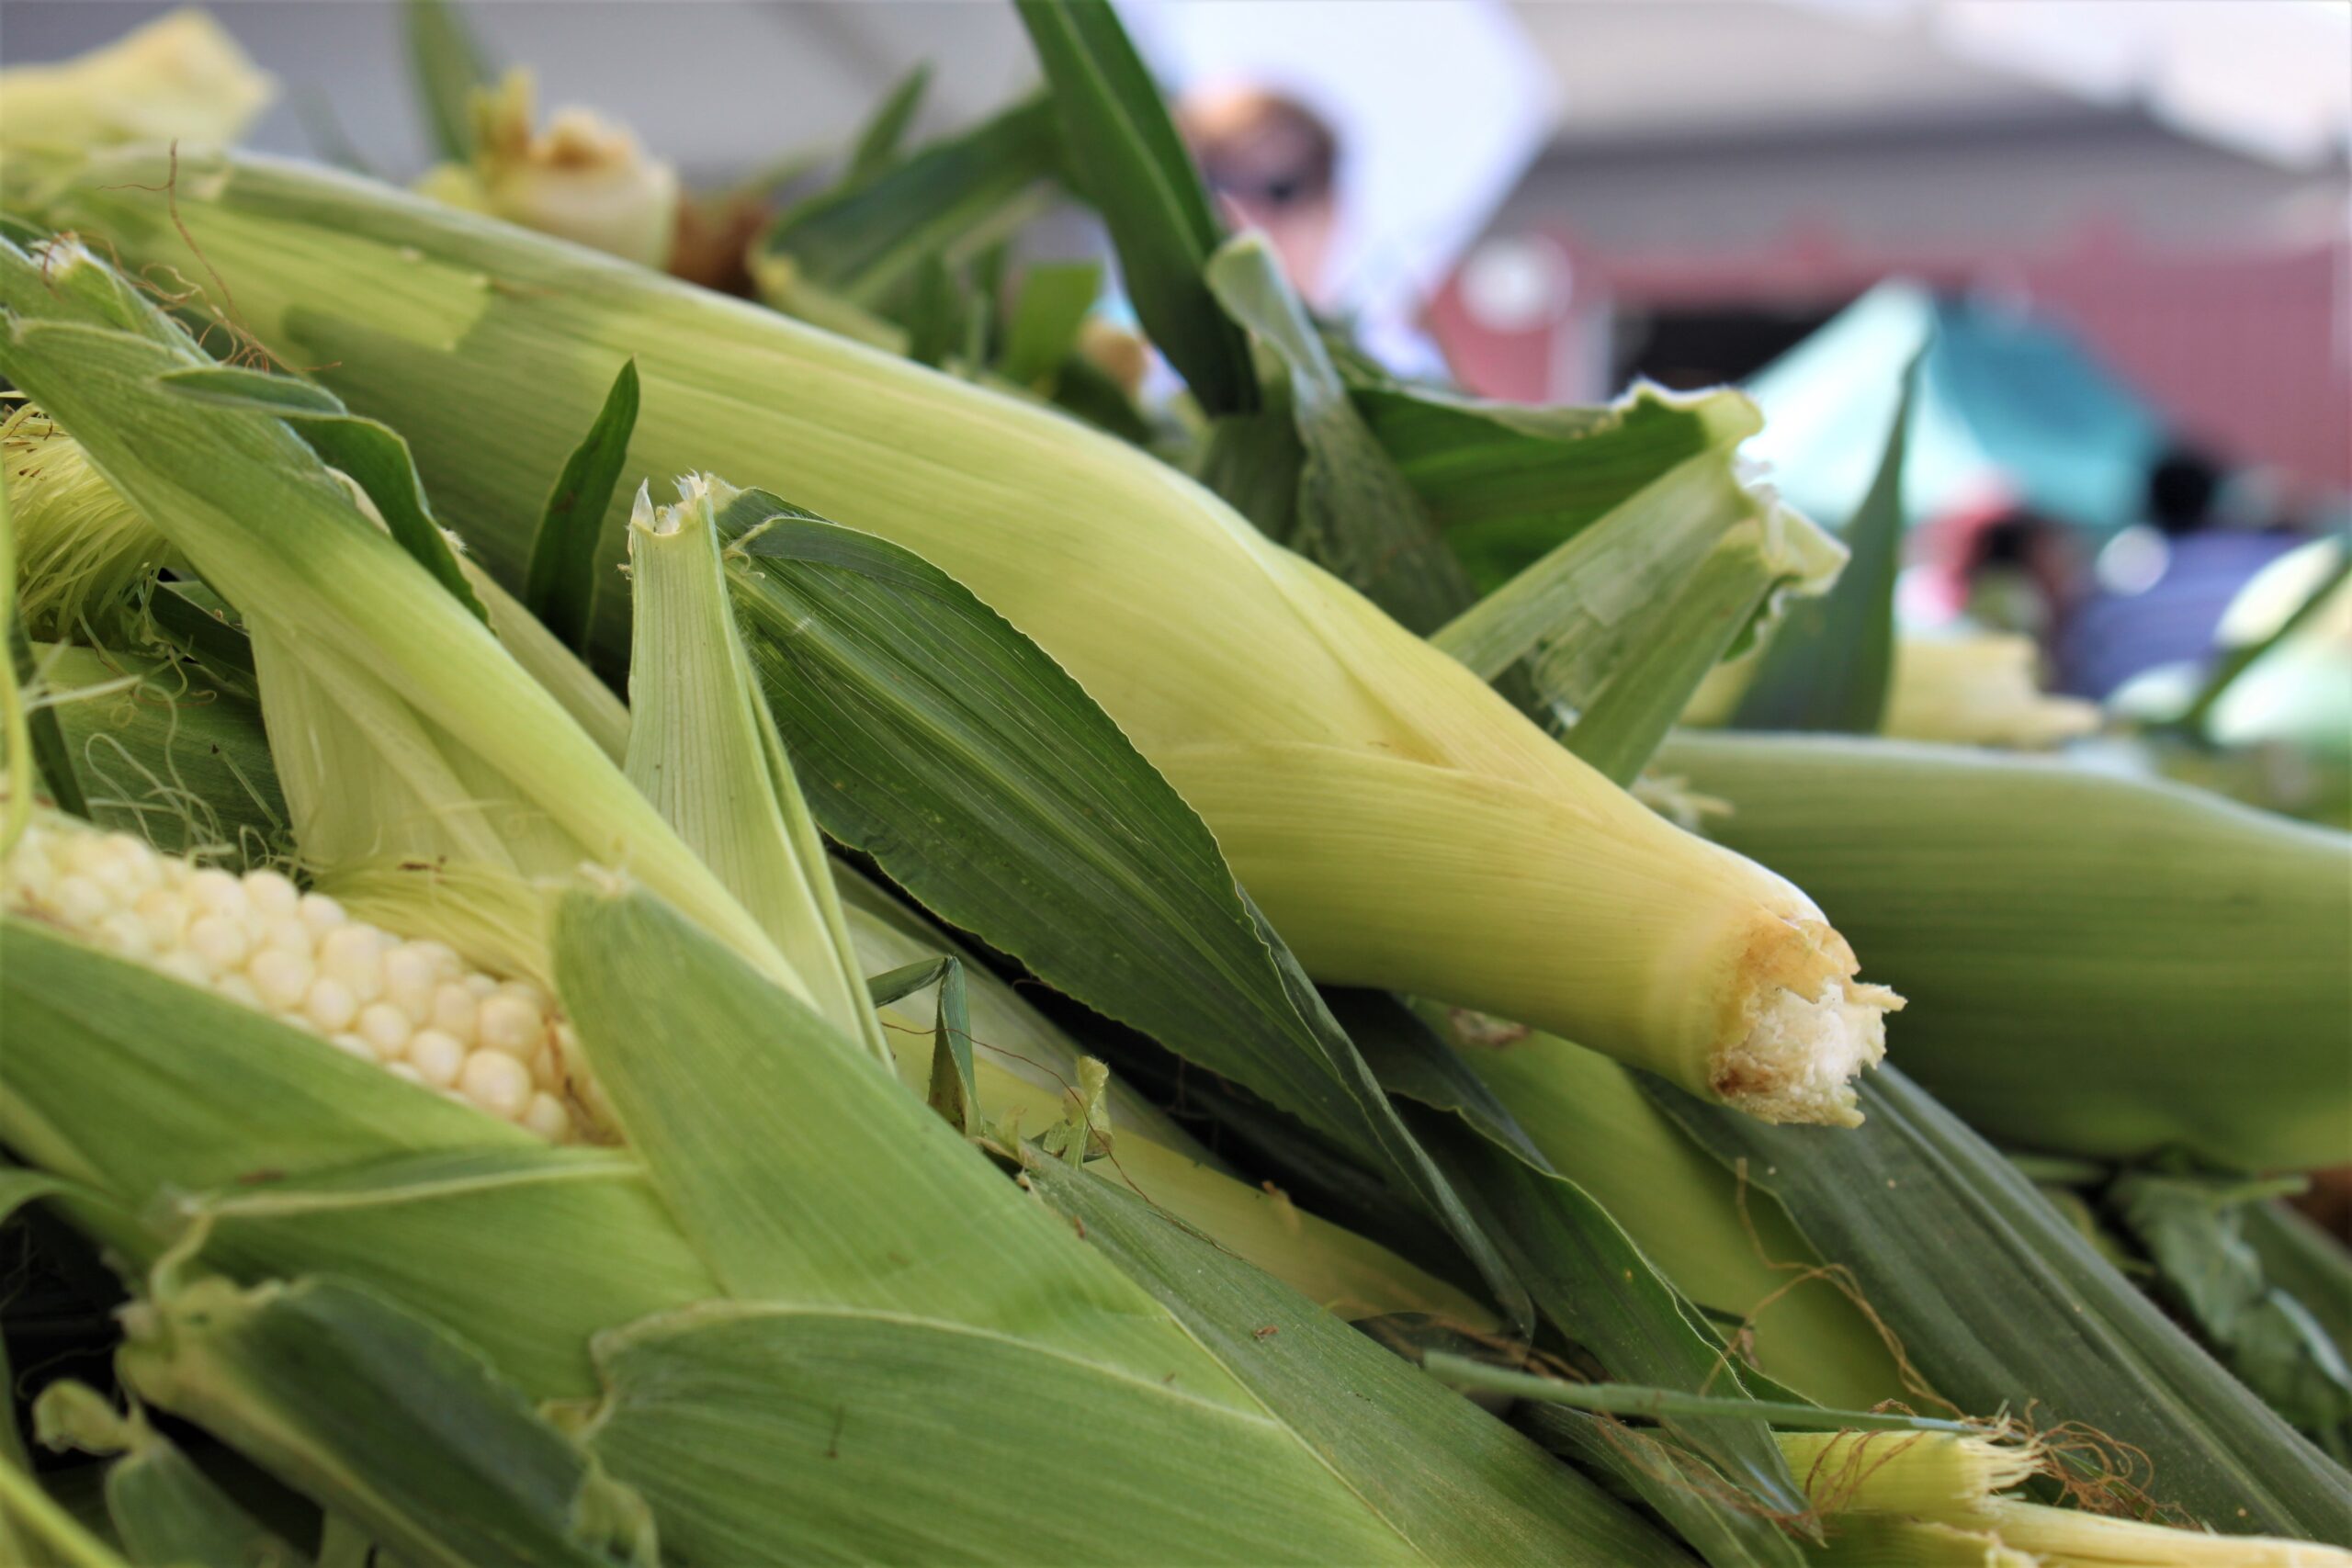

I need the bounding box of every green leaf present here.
[1520,1408,1808,1568]
[2175,536,2352,737]
[1408,1115,1808,1519]
[1204,237,1472,635]
[33,1382,302,1568]
[1015,0,1259,416]
[1194,387,1305,542]
[1728,355,1917,734]
[866,957,977,1134]
[118,1275,650,1568]
[0,917,717,1403]
[899,252,967,368]
[1353,381,1751,591]
[1647,1066,2352,1544]
[37,643,286,858]
[1426,1358,1970,1435]
[719,499,1527,1325]
[555,882,1588,1565]
[0,1450,124,1568]
[2110,1170,2352,1454]
[1561,511,1841,788]
[404,0,498,163]
[9,616,83,821]
[1021,1157,1688,1567]
[2244,1201,2352,1364]
[998,260,1102,388]
[758,96,1061,309]
[846,65,932,184]
[526,357,639,659]
[157,365,489,623]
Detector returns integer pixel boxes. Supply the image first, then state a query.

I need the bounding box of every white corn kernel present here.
[53,875,107,926]
[407,1028,467,1088]
[95,911,152,959]
[523,1092,574,1141]
[187,912,250,971]
[476,993,541,1058]
[187,867,245,919]
[302,976,359,1033]
[248,948,313,1011]
[241,869,300,920]
[356,1001,413,1060]
[428,981,479,1042]
[459,1049,534,1120]
[133,888,187,947]
[297,891,344,937]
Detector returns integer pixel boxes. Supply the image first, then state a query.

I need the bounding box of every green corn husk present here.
[1449,1019,1910,1412]
[1656,731,2352,1170]
[1974,1499,2352,1567]
[1809,1517,2039,1567]
[0,8,275,151]
[1684,632,2101,750]
[1777,1429,2041,1517]
[0,239,1675,1563]
[6,147,1904,1126]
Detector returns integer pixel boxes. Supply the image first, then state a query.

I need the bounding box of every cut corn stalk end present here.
[1714,914,1904,1126]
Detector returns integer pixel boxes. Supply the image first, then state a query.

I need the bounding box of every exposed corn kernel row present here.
[3,813,587,1142]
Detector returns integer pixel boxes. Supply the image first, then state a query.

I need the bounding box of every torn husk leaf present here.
[625,472,885,1058]
[1778,1428,2042,1517]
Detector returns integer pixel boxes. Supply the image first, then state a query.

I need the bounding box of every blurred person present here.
[2060,445,2307,698]
[1179,85,1340,306]
[1176,84,1448,378]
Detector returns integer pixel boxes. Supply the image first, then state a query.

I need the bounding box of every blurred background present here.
[7,0,2349,713]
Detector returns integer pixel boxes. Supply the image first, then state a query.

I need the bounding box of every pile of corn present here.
[0,8,2346,1568]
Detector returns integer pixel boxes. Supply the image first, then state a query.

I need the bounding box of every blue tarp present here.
[1744,280,2167,536]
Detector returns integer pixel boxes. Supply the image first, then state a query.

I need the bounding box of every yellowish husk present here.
[415,70,678,270]
[0,7,274,151]
[1683,631,2098,750]
[12,148,1901,1124]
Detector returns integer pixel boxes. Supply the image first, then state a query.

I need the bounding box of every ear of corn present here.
[1682,633,2101,750]
[22,547,1494,1340]
[0,231,798,997]
[413,69,678,269]
[0,8,274,151]
[7,149,1904,1126]
[1657,729,2352,1170]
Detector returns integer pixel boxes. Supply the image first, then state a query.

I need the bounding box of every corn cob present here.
[7,149,1901,1124]
[1657,730,2352,1170]
[4,809,588,1142]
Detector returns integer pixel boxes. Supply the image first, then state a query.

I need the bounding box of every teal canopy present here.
[1745,280,2167,536]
